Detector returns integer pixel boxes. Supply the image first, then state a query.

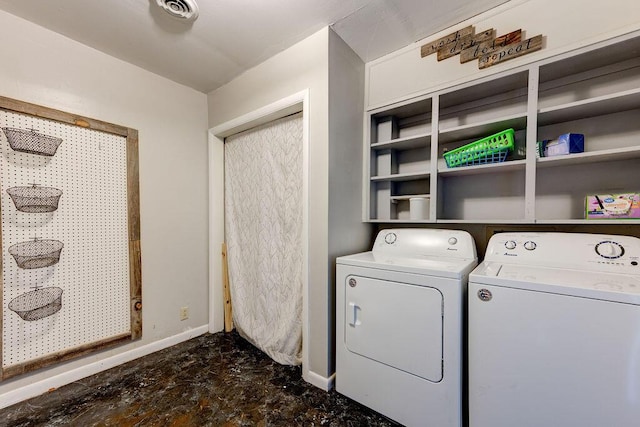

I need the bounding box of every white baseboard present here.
[0,325,209,410]
[303,369,335,391]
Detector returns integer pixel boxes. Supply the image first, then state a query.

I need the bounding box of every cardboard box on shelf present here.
[586,193,640,219]
[544,133,584,157]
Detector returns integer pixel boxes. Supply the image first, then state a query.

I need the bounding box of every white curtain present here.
[224,113,303,365]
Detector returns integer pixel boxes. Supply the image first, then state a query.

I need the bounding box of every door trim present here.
[208,89,311,380]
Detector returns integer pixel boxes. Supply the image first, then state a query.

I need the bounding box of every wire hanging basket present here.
[8,238,64,269]
[7,184,63,213]
[8,287,63,321]
[1,127,63,156]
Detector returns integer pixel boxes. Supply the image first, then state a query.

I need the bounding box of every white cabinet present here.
[364,31,640,224]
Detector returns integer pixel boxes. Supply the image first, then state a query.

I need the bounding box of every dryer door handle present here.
[348,302,361,326]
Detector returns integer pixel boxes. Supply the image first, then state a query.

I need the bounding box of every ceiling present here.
[0,0,510,93]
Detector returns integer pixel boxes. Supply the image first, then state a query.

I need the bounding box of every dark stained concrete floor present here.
[1,331,400,426]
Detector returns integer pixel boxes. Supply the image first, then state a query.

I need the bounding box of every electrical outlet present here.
[180,306,189,321]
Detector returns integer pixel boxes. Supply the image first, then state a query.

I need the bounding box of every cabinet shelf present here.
[437,219,532,224]
[390,194,430,201]
[538,88,640,126]
[535,219,640,224]
[538,146,640,167]
[438,160,526,177]
[438,113,527,144]
[371,171,430,182]
[369,219,435,223]
[371,132,431,150]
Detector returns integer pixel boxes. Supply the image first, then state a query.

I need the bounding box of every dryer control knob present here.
[448,237,458,245]
[524,241,537,251]
[384,232,397,244]
[505,240,517,250]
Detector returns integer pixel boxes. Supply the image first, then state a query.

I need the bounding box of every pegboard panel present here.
[1,109,131,369]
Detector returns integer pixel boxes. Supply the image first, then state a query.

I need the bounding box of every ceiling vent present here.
[155,0,199,22]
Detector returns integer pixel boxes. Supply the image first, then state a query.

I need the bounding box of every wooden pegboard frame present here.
[0,95,141,380]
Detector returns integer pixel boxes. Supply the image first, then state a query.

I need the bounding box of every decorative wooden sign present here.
[437,29,495,61]
[478,34,543,69]
[460,29,522,63]
[420,26,474,57]
[420,24,543,70]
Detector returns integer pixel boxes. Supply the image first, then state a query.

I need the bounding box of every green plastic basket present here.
[444,128,515,168]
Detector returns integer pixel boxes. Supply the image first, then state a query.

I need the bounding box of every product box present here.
[544,133,584,157]
[586,193,640,219]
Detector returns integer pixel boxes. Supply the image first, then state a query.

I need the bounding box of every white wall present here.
[208,28,372,382]
[367,0,640,108]
[327,29,372,372]
[208,27,332,380]
[0,10,209,400]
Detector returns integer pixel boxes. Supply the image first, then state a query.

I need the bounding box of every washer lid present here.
[471,262,640,304]
[337,251,476,279]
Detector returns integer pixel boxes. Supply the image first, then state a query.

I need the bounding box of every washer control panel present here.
[595,241,624,259]
[503,240,537,251]
[504,240,516,250]
[485,232,640,272]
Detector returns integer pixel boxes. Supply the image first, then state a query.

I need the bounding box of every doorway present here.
[208,90,310,377]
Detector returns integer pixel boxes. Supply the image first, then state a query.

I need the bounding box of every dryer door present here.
[344,275,443,382]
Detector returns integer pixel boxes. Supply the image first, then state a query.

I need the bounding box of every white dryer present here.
[336,228,477,427]
[469,232,640,427]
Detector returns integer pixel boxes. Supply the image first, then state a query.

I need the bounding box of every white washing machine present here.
[336,228,477,427]
[469,232,640,427]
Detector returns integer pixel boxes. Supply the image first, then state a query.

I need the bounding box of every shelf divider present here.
[370,132,431,150]
[390,194,430,201]
[537,146,640,167]
[438,159,526,176]
[535,219,640,224]
[438,113,527,144]
[371,171,430,182]
[538,88,640,126]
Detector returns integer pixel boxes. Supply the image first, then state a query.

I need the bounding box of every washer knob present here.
[505,240,517,250]
[595,241,624,259]
[448,237,458,245]
[384,232,397,244]
[524,241,537,251]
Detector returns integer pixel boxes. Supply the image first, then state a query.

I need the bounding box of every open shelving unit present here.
[368,95,433,221]
[364,31,640,224]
